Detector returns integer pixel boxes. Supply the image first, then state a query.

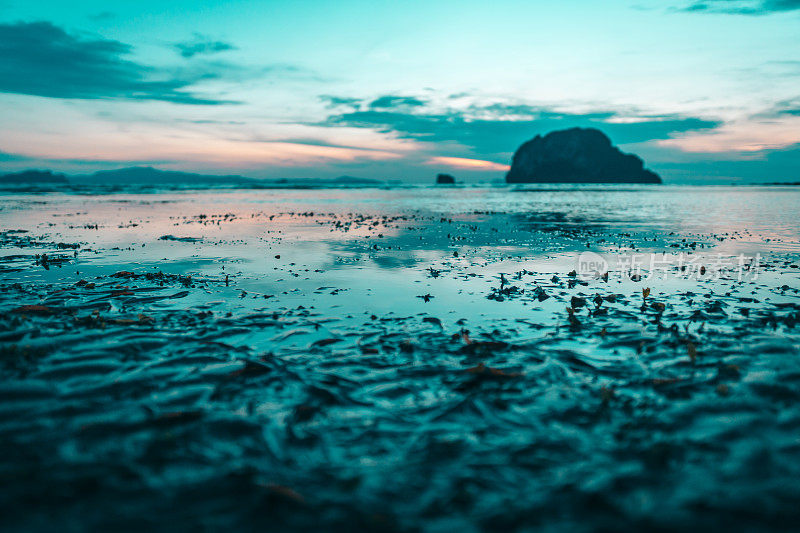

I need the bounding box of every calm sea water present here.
[3,184,800,248]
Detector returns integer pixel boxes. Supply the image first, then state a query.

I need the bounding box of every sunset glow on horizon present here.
[1,1,799,182]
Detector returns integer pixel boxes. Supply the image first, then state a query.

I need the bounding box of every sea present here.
[1,184,799,531]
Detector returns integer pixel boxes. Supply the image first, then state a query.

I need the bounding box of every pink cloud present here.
[427,156,509,171]
[658,118,800,154]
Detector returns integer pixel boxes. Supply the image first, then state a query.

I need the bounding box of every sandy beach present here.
[1,184,799,530]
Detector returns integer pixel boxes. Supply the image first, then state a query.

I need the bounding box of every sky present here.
[0,0,799,183]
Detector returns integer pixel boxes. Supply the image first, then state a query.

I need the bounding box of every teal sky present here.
[1,0,799,182]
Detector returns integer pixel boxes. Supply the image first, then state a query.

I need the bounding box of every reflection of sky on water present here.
[2,186,798,331]
[3,186,799,257]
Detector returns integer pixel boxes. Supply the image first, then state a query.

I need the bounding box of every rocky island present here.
[506,127,661,184]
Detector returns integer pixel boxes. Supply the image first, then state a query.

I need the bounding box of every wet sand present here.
[1,185,799,531]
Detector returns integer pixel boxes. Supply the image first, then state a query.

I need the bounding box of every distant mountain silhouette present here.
[331,175,384,185]
[0,166,388,189]
[71,166,256,185]
[0,169,69,184]
[506,128,661,184]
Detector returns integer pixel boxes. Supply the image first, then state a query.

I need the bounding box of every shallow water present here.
[1,185,799,531]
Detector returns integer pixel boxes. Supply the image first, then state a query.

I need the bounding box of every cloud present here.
[774,97,800,116]
[0,21,234,104]
[88,12,115,22]
[679,0,800,14]
[651,142,800,182]
[657,115,800,152]
[320,95,363,109]
[322,101,720,159]
[369,95,427,109]
[2,131,404,171]
[174,33,237,58]
[274,137,408,153]
[427,156,509,171]
[321,94,427,111]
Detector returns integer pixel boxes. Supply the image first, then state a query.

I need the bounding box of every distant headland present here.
[0,170,69,184]
[506,127,661,184]
[0,166,386,190]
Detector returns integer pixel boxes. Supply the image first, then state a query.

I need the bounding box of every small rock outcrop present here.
[505,128,661,184]
[436,173,456,185]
